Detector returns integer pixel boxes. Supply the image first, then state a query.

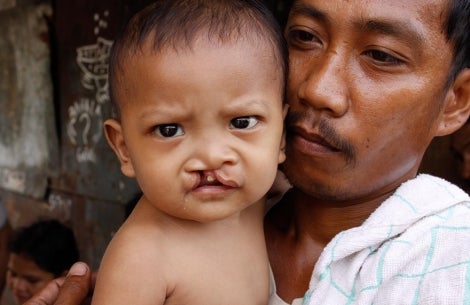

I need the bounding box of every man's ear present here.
[278,104,289,164]
[104,119,136,178]
[436,68,470,136]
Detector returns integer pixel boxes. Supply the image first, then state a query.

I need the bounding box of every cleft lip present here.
[194,170,239,189]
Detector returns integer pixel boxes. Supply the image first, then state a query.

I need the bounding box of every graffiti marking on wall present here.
[0,168,26,193]
[94,10,109,36]
[48,192,72,219]
[68,10,113,163]
[76,37,113,105]
[67,98,102,163]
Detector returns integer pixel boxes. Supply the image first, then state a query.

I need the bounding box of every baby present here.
[91,0,287,304]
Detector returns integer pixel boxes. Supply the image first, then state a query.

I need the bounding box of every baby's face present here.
[108,37,285,222]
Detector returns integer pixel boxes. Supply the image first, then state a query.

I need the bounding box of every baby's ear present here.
[103,119,136,178]
[436,68,470,136]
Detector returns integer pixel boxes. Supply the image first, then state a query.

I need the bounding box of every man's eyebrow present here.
[288,2,329,25]
[288,3,425,47]
[354,19,425,45]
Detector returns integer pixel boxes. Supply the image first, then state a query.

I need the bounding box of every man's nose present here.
[295,51,349,117]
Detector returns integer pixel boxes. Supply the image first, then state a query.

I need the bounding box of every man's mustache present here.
[285,111,356,163]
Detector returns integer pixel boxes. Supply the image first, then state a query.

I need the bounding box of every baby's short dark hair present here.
[108,0,287,118]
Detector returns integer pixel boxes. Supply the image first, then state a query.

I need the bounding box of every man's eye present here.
[155,124,184,138]
[229,116,258,129]
[364,50,404,66]
[286,28,321,47]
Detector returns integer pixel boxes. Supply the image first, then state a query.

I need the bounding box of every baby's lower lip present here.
[193,184,233,192]
[190,185,236,200]
[193,184,234,194]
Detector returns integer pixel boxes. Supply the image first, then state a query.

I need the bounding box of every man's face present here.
[282,0,455,201]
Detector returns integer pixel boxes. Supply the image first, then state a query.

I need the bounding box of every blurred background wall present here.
[0,0,293,270]
[0,0,466,273]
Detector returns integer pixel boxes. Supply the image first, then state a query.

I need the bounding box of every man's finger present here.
[54,262,91,305]
[23,277,65,305]
[23,262,92,305]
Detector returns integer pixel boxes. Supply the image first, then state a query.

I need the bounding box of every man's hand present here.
[23,262,95,305]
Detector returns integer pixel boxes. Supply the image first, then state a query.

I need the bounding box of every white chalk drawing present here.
[67,98,102,163]
[94,10,109,35]
[48,192,72,219]
[67,10,113,163]
[76,37,113,105]
[0,169,26,193]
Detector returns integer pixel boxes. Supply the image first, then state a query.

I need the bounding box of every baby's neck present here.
[134,196,266,237]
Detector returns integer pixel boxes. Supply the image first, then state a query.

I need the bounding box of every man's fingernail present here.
[68,262,87,276]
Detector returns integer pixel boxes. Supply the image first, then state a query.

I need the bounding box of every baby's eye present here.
[154,124,184,138]
[229,116,258,129]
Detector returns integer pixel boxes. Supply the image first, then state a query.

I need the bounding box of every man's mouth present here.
[285,111,355,162]
[288,125,340,153]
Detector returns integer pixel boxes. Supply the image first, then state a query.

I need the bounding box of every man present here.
[25,0,470,304]
[266,0,470,304]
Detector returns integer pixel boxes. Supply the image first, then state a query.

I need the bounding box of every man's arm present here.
[24,262,94,305]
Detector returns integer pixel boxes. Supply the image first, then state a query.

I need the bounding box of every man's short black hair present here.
[8,219,79,277]
[445,0,470,84]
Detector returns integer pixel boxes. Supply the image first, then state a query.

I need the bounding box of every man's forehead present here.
[290,0,448,23]
[289,0,451,54]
